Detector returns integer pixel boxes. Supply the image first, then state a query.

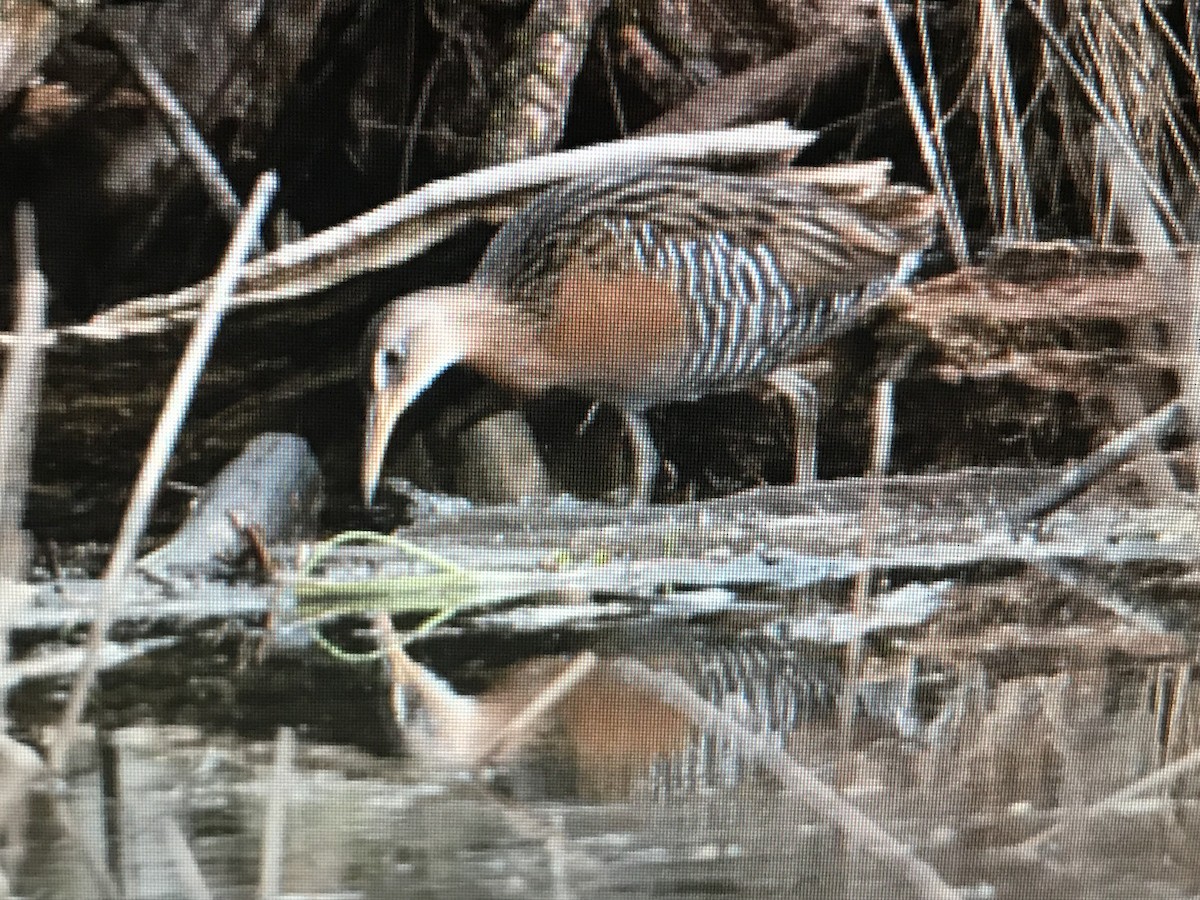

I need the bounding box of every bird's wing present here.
[472,165,938,319]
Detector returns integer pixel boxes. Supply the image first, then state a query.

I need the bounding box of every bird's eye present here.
[374,346,404,391]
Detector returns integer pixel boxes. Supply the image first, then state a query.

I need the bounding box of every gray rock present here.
[139,432,324,579]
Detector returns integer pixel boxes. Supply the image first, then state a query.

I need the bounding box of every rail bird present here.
[361,163,937,504]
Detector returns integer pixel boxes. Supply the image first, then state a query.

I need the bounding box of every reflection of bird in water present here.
[382,620,847,799]
[361,163,937,503]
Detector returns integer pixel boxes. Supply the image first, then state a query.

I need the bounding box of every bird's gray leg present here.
[619,408,660,503]
[765,366,819,483]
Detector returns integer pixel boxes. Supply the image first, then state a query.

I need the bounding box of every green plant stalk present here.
[291,531,574,658]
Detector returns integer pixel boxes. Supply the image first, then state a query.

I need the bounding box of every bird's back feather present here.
[472,164,938,396]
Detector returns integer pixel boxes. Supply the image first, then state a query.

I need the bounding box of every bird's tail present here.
[783,161,940,254]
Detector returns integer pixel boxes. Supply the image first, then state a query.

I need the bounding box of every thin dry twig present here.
[72,122,816,341]
[478,651,598,765]
[1163,663,1190,764]
[0,205,48,543]
[1097,123,1174,252]
[975,0,1036,239]
[0,203,48,720]
[914,0,954,205]
[1013,736,1200,856]
[49,172,278,774]
[545,813,574,900]
[161,816,214,900]
[876,0,969,264]
[609,658,961,899]
[1011,400,1181,524]
[257,727,296,900]
[104,26,246,229]
[50,796,124,899]
[1186,256,1200,449]
[1141,0,1200,104]
[0,732,42,885]
[1022,0,1186,241]
[842,380,895,729]
[1074,3,1198,240]
[1094,117,1197,447]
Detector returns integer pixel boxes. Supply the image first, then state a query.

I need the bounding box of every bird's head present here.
[360,285,480,505]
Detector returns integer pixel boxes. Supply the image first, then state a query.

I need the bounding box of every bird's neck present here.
[442,284,548,395]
